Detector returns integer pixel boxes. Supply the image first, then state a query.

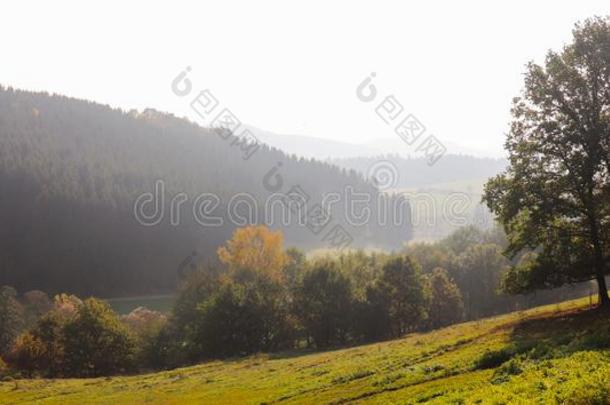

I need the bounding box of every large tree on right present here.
[484,17,610,306]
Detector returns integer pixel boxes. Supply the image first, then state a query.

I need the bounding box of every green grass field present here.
[2,297,610,404]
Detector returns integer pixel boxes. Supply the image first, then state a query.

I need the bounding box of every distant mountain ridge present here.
[246,125,505,160]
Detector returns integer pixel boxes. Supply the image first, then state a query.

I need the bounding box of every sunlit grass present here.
[2,296,609,404]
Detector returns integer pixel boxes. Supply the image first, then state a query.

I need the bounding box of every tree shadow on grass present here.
[476,305,610,370]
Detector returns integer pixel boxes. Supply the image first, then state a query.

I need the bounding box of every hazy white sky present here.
[2,1,609,157]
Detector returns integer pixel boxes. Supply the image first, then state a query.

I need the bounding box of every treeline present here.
[405,226,592,319]
[0,288,161,377]
[0,225,591,378]
[0,86,410,297]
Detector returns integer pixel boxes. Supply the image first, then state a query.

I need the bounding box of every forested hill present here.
[0,87,410,296]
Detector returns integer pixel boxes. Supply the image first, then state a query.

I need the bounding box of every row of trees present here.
[0,289,172,378]
[0,224,594,377]
[0,292,140,377]
[147,226,464,368]
[10,297,137,377]
[143,225,589,368]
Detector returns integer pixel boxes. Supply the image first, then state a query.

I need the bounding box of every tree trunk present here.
[595,273,610,307]
[591,240,609,307]
[586,209,609,307]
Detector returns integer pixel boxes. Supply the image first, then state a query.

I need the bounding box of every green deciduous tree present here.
[404,242,457,275]
[456,244,509,319]
[484,17,610,306]
[0,286,23,355]
[283,247,306,289]
[373,256,429,337]
[427,268,464,329]
[293,261,354,348]
[62,298,135,377]
[191,281,293,358]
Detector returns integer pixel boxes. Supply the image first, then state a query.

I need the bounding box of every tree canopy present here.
[218,225,288,281]
[484,17,610,305]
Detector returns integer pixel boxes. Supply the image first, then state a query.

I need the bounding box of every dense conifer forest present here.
[0,87,410,296]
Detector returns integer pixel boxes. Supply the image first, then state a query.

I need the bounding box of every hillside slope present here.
[0,87,410,296]
[2,297,609,404]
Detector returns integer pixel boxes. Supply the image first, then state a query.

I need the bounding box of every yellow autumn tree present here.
[217,225,288,281]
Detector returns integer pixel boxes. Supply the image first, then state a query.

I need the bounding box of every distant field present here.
[3,296,610,404]
[395,178,493,242]
[105,295,174,315]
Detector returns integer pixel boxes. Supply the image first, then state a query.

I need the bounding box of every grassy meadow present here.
[2,296,610,404]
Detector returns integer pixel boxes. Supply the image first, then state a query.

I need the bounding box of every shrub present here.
[331,369,374,384]
[491,358,524,384]
[526,342,555,360]
[475,341,540,371]
[475,349,512,370]
[559,378,610,405]
[571,326,610,350]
